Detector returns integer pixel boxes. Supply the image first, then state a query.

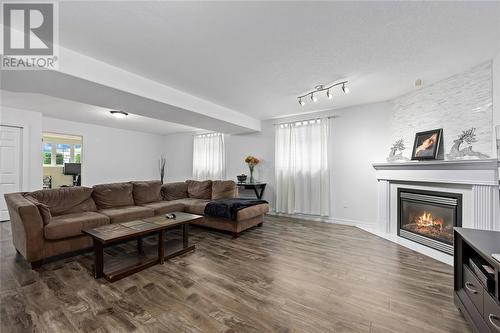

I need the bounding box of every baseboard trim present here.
[267,212,375,228]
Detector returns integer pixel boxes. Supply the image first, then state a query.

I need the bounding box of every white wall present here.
[225,121,276,205]
[391,61,494,158]
[162,101,392,226]
[329,102,392,225]
[163,132,194,182]
[0,107,43,191]
[43,117,165,186]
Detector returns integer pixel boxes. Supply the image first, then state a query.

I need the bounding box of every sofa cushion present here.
[24,195,52,225]
[29,187,96,216]
[92,182,135,209]
[186,180,212,199]
[98,206,154,224]
[132,180,162,204]
[44,212,110,240]
[236,203,270,221]
[184,199,210,215]
[161,182,188,201]
[212,180,237,200]
[140,201,185,215]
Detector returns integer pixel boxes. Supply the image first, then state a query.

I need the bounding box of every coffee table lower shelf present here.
[163,239,196,260]
[103,251,159,282]
[97,238,196,282]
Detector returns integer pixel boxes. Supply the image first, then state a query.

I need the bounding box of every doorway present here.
[42,133,83,189]
[0,125,22,221]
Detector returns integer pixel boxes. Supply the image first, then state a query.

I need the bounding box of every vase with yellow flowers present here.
[244,155,260,183]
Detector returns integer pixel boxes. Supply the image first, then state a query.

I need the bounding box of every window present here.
[56,143,72,165]
[42,136,83,166]
[42,143,52,165]
[275,118,330,216]
[192,132,225,180]
[74,144,82,163]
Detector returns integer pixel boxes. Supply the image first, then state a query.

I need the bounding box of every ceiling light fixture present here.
[110,110,128,119]
[297,81,349,106]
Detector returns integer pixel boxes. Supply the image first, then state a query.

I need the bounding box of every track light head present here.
[299,98,305,106]
[311,94,318,103]
[326,89,332,99]
[342,83,350,94]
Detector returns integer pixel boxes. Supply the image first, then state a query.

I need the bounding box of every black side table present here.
[237,182,267,199]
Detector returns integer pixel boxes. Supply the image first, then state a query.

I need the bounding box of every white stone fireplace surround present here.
[369,159,499,265]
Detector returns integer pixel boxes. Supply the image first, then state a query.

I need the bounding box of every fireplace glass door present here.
[398,189,462,254]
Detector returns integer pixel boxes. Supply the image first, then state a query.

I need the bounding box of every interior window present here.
[42,133,83,189]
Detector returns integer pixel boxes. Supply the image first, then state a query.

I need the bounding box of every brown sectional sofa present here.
[5,180,269,269]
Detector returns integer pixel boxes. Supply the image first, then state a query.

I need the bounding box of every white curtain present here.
[193,132,226,180]
[275,118,330,216]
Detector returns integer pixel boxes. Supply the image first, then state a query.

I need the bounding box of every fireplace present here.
[397,188,462,254]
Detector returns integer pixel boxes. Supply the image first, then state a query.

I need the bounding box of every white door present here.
[0,126,22,221]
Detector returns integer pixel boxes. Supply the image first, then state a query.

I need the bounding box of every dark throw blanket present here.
[204,198,268,220]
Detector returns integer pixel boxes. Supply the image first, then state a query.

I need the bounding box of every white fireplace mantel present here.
[370,159,500,264]
[372,159,499,186]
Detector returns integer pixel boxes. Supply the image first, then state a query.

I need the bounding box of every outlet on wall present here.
[343,201,349,209]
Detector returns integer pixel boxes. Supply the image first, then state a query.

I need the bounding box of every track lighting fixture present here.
[297,81,349,106]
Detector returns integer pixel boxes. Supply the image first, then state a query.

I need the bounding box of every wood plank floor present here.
[0,215,470,333]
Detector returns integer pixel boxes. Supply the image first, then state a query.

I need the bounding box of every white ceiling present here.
[1,91,200,135]
[57,1,500,119]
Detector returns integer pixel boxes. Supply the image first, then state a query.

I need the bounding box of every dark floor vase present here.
[397,188,462,255]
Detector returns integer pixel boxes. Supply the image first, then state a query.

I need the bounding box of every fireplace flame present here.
[416,211,444,230]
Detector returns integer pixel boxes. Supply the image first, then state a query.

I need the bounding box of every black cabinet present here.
[454,228,500,332]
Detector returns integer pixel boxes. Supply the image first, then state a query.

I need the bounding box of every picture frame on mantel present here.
[411,128,443,160]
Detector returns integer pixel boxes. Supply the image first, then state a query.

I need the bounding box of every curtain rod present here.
[273,115,336,126]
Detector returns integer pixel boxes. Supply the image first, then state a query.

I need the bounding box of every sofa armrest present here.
[236,203,269,221]
[4,193,45,261]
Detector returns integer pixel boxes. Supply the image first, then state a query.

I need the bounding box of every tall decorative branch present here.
[158,155,166,184]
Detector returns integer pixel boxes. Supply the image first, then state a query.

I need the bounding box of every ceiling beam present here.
[1,45,261,134]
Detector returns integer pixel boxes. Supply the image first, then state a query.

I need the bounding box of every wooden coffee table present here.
[82,212,202,282]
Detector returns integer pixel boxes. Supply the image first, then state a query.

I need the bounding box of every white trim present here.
[372,158,498,170]
[377,180,391,233]
[372,159,499,186]
[473,185,500,231]
[0,123,29,191]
